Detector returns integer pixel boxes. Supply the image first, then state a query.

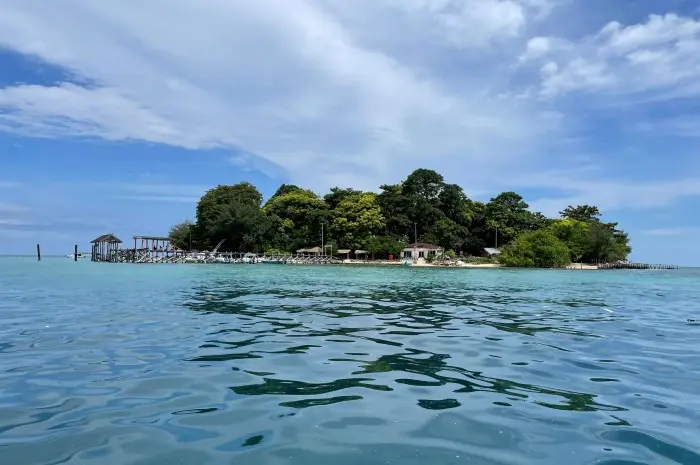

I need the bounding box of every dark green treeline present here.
[168,169,631,267]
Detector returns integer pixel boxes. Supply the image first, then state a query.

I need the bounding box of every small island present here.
[158,168,633,269]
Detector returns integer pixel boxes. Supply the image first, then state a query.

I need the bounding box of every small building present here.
[354,249,369,259]
[403,242,443,260]
[337,249,351,259]
[483,247,501,258]
[296,246,322,255]
[91,234,123,262]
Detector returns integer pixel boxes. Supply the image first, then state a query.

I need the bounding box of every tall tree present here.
[210,202,268,252]
[560,205,601,222]
[264,189,329,250]
[402,168,445,202]
[331,193,386,249]
[324,187,363,211]
[194,182,263,248]
[377,184,413,241]
[549,218,589,263]
[266,184,304,205]
[168,220,194,250]
[484,191,531,246]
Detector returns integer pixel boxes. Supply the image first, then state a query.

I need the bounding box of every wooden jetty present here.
[598,262,678,270]
[88,232,344,264]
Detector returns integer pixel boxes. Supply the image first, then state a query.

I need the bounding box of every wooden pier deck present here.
[598,262,678,270]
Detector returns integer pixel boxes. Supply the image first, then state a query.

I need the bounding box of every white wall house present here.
[402,242,443,259]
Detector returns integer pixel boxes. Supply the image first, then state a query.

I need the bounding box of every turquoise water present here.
[1,257,699,465]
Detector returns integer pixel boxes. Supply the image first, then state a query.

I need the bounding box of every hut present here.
[91,234,123,262]
[337,249,351,259]
[296,246,322,256]
[482,247,501,258]
[354,249,369,260]
[402,242,443,260]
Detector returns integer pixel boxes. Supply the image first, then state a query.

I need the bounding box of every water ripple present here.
[1,259,699,464]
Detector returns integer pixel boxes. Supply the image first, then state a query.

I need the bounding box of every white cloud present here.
[637,116,700,138]
[387,0,529,46]
[0,181,21,188]
[0,0,699,219]
[525,175,700,217]
[643,227,700,237]
[0,0,560,193]
[107,183,209,203]
[0,84,203,147]
[0,218,35,226]
[0,203,28,213]
[524,14,700,98]
[112,195,199,203]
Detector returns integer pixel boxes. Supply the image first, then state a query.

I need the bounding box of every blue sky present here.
[1,0,700,264]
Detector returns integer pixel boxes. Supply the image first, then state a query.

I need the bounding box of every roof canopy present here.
[484,247,501,255]
[133,236,171,241]
[337,249,351,254]
[91,233,123,244]
[297,246,322,253]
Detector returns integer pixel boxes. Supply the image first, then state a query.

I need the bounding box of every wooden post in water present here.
[74,244,78,262]
[36,244,41,261]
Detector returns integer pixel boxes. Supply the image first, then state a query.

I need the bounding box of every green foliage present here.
[324,187,363,211]
[194,183,263,248]
[264,189,329,251]
[560,205,601,222]
[177,170,631,267]
[265,248,290,255]
[556,205,631,263]
[549,218,589,262]
[365,236,406,258]
[168,220,193,250]
[500,230,571,268]
[332,193,386,249]
[445,249,456,259]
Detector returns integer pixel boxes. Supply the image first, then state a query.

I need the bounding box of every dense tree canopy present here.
[172,168,632,265]
[500,230,571,268]
[168,220,193,250]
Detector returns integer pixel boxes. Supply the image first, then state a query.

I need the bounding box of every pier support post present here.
[37,244,41,261]
[74,244,78,262]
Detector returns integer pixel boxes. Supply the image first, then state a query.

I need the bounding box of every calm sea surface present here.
[1,257,699,465]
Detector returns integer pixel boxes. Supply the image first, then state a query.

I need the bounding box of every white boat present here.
[66,253,89,259]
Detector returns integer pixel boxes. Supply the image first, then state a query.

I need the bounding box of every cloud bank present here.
[0,1,699,213]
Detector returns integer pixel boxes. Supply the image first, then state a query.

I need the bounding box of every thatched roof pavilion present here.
[91,233,123,262]
[91,233,123,244]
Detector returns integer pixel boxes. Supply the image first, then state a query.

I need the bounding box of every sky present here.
[1,0,700,264]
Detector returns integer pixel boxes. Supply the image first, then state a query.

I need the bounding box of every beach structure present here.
[483,247,501,258]
[354,249,369,259]
[90,234,122,262]
[403,242,443,260]
[131,235,182,263]
[337,249,351,259]
[296,246,322,255]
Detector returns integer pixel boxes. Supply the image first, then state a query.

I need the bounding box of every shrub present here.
[500,230,571,268]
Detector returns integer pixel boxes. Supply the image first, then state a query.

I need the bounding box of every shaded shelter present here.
[482,247,501,258]
[296,246,322,255]
[133,235,174,263]
[91,234,122,262]
[403,242,443,260]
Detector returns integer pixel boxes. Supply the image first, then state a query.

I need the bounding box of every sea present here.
[1,256,699,465]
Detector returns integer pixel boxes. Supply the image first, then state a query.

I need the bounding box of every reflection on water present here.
[1,259,699,464]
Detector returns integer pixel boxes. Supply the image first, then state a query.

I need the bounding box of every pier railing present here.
[598,262,678,270]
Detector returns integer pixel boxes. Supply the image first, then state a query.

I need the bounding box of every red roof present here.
[406,242,441,249]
